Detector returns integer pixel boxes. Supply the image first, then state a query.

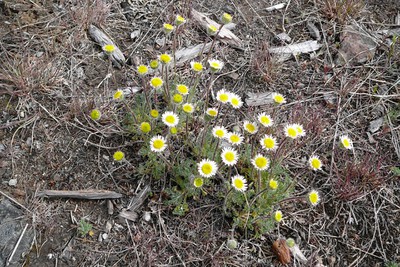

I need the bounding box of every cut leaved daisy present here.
[182,103,194,114]
[197,159,218,178]
[231,175,247,192]
[175,15,186,25]
[102,44,115,54]
[271,93,286,104]
[162,111,179,127]
[163,23,174,34]
[216,89,231,104]
[309,155,322,171]
[159,53,172,64]
[150,77,163,88]
[137,65,148,75]
[206,108,218,117]
[176,84,189,95]
[208,59,224,72]
[113,90,124,100]
[339,135,353,149]
[251,154,270,171]
[113,151,125,161]
[193,177,204,188]
[284,124,299,139]
[274,210,283,222]
[191,61,203,72]
[308,190,320,206]
[150,135,167,153]
[260,135,278,151]
[221,13,232,24]
[207,24,218,35]
[212,126,227,139]
[258,113,273,127]
[221,147,239,166]
[90,109,101,121]
[227,132,243,146]
[140,122,151,133]
[243,121,258,134]
[229,93,243,109]
[269,179,278,190]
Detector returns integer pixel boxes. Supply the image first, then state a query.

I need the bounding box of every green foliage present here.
[77,219,93,237]
[385,262,400,267]
[390,166,400,177]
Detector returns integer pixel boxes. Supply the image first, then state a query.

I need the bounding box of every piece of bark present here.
[272,239,291,264]
[269,40,322,55]
[190,9,243,48]
[175,42,213,65]
[37,189,123,199]
[88,24,125,68]
[246,92,274,107]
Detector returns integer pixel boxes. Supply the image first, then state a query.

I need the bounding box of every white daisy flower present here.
[243,120,258,134]
[260,134,278,151]
[208,59,224,72]
[182,103,195,114]
[309,155,322,171]
[212,126,228,139]
[227,132,244,146]
[257,112,273,127]
[150,135,167,153]
[339,135,353,150]
[197,159,218,178]
[162,111,179,127]
[284,124,299,139]
[206,108,218,117]
[229,93,243,109]
[294,123,306,137]
[221,147,239,166]
[251,154,270,171]
[216,89,231,104]
[231,175,247,192]
[271,92,286,104]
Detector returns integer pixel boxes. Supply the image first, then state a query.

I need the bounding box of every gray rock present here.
[0,199,34,267]
[336,24,377,65]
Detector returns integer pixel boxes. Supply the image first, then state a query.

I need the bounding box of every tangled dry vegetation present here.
[0,0,399,266]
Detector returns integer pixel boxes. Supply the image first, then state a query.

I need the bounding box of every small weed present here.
[251,41,281,83]
[78,219,93,237]
[318,0,365,24]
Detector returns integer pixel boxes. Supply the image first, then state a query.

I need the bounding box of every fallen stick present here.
[37,189,123,200]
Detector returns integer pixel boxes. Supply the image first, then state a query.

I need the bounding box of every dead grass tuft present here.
[251,41,281,83]
[317,0,365,24]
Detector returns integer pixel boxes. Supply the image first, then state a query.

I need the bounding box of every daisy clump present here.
[198,159,218,178]
[150,135,167,153]
[221,147,239,166]
[231,175,248,192]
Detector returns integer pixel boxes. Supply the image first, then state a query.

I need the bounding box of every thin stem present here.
[205,24,224,62]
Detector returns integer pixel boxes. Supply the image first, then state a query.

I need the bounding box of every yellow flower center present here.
[201,163,212,175]
[151,77,163,88]
[140,122,151,133]
[246,124,256,133]
[219,94,229,102]
[192,62,203,72]
[274,95,285,104]
[173,94,183,103]
[230,135,240,143]
[233,178,244,189]
[113,151,124,161]
[103,44,115,53]
[160,54,171,64]
[165,115,175,124]
[261,116,270,125]
[309,192,319,204]
[113,90,123,100]
[153,139,164,150]
[274,211,282,222]
[150,60,159,69]
[287,128,297,138]
[150,110,159,118]
[183,105,193,113]
[224,152,235,162]
[263,138,275,149]
[215,129,224,138]
[193,177,203,188]
[137,65,148,74]
[269,179,278,190]
[231,98,239,106]
[311,158,321,169]
[177,85,188,94]
[208,110,217,117]
[255,157,268,168]
[342,139,350,148]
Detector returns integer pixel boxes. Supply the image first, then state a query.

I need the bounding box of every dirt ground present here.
[0,0,399,266]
